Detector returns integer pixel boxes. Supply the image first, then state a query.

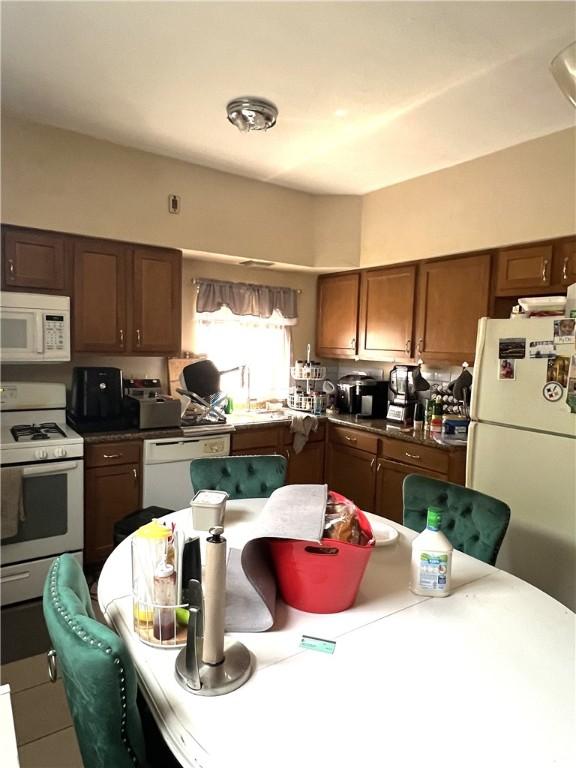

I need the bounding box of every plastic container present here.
[191,490,228,530]
[268,497,375,613]
[518,296,567,315]
[410,507,453,597]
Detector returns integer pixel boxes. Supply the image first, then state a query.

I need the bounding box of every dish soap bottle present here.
[410,507,453,597]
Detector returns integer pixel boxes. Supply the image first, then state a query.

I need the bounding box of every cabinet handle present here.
[103,453,122,459]
[376,462,382,473]
[8,259,15,277]
[132,468,138,480]
[563,256,568,283]
[119,329,124,346]
[542,259,549,283]
[416,338,423,356]
[285,449,291,460]
[405,339,411,355]
[370,458,375,469]
[405,451,421,460]
[136,329,142,347]
[344,435,357,443]
[350,337,356,349]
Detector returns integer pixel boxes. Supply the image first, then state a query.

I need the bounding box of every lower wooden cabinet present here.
[285,440,325,485]
[84,441,141,564]
[374,458,444,524]
[325,441,376,514]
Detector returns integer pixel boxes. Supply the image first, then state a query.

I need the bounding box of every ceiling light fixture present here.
[550,41,576,108]
[226,96,278,132]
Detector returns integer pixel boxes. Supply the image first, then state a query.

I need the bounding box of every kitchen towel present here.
[290,413,318,454]
[224,484,327,632]
[1,468,25,540]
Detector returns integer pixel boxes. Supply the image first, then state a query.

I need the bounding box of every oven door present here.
[0,307,44,362]
[1,459,83,566]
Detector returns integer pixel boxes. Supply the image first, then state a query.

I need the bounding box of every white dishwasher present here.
[143,428,233,510]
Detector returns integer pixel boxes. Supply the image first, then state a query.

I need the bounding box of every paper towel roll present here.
[202,527,226,665]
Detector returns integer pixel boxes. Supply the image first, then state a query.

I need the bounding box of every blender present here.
[387,365,429,424]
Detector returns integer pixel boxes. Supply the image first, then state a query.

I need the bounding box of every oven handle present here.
[22,461,80,477]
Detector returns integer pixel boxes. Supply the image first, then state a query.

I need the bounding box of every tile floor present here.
[0,594,105,767]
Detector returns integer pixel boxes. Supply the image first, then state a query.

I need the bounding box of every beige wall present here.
[181,259,317,360]
[1,115,316,267]
[361,128,576,266]
[313,195,362,269]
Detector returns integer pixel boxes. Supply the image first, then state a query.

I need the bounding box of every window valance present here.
[196,279,298,320]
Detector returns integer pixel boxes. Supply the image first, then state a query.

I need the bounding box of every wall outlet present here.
[168,194,181,214]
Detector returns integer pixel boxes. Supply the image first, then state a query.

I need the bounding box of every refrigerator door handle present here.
[465,421,477,488]
[470,317,487,421]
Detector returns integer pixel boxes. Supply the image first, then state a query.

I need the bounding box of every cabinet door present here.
[358,265,416,360]
[495,245,553,295]
[325,442,376,513]
[374,458,444,524]
[3,229,67,292]
[132,248,182,354]
[316,273,360,358]
[285,441,325,485]
[556,240,576,288]
[84,463,140,564]
[73,239,128,353]
[415,254,491,364]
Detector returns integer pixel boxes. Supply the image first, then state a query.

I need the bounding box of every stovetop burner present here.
[10,422,67,442]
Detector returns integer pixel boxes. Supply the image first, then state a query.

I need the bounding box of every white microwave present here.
[0,292,71,362]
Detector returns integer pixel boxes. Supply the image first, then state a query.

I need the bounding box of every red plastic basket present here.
[268,493,375,614]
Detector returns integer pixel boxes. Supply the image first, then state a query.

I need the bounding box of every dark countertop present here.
[325,413,467,451]
[77,412,466,451]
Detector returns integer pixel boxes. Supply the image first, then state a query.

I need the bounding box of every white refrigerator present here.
[466,317,576,611]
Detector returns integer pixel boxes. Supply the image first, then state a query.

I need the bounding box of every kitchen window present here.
[194,279,298,406]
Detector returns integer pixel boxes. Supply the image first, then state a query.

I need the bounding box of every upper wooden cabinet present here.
[415,253,491,364]
[554,239,576,288]
[132,247,182,354]
[73,242,182,355]
[2,228,69,293]
[73,239,128,353]
[358,265,416,360]
[496,244,553,295]
[316,272,360,358]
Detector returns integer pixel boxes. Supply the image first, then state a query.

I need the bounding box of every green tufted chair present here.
[43,554,180,768]
[402,474,510,566]
[190,454,288,499]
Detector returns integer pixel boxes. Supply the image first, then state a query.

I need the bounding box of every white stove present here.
[1,382,84,605]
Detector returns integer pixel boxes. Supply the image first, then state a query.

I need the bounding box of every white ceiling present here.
[2,1,575,195]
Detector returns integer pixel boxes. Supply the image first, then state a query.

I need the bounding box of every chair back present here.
[43,555,147,768]
[190,454,287,500]
[402,474,510,565]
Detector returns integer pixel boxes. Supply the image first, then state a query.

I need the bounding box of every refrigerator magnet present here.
[529,340,555,359]
[498,338,526,359]
[498,358,516,380]
[566,355,576,414]
[543,382,563,402]
[553,318,575,344]
[546,356,570,388]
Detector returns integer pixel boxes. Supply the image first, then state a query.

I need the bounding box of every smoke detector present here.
[226,97,278,132]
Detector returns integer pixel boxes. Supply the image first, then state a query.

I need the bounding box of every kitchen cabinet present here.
[283,423,325,484]
[358,265,417,360]
[84,440,141,564]
[374,458,444,524]
[73,238,128,353]
[553,239,576,288]
[495,244,553,295]
[2,226,69,293]
[316,272,360,358]
[325,424,378,512]
[73,240,182,355]
[415,253,491,364]
[231,425,281,455]
[132,247,181,354]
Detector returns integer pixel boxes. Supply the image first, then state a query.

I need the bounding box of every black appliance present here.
[336,374,388,417]
[387,365,429,424]
[68,366,126,432]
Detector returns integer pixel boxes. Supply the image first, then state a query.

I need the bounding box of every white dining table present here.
[98,499,575,768]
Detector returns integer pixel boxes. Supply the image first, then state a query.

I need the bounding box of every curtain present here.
[196,278,298,321]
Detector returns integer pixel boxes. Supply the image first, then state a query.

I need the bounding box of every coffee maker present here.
[387,365,421,424]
